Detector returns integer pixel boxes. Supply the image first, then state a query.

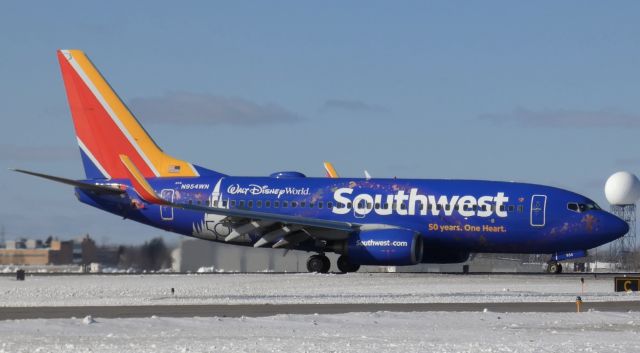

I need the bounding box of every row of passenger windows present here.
[186,199,525,213]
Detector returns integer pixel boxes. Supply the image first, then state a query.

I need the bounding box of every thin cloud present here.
[478,107,640,128]
[129,92,301,125]
[615,157,640,167]
[0,144,77,161]
[320,99,389,114]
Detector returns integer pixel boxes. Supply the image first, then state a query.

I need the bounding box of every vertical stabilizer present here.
[57,49,200,179]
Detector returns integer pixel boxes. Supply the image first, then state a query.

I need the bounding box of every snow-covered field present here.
[1,273,639,307]
[0,311,639,353]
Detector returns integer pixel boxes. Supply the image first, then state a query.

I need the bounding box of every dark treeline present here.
[117,238,172,271]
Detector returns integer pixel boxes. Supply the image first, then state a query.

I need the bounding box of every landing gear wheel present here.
[547,262,563,274]
[337,255,360,273]
[307,254,331,273]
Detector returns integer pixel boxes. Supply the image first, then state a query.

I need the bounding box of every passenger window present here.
[400,203,407,210]
[300,202,306,208]
[327,202,333,208]
[517,205,523,213]
[367,202,372,209]
[508,205,515,212]
[318,202,323,209]
[309,202,315,208]
[196,200,201,205]
[282,201,288,208]
[274,201,279,208]
[257,201,262,208]
[499,205,505,212]
[383,203,389,209]
[291,201,298,208]
[375,203,380,209]
[248,201,253,208]
[265,201,271,208]
[213,200,218,207]
[239,200,245,208]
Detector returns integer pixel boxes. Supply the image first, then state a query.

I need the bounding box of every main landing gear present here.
[306,254,331,273]
[546,261,563,274]
[306,254,362,273]
[337,255,360,273]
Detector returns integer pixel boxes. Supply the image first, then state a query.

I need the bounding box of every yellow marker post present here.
[575,296,582,313]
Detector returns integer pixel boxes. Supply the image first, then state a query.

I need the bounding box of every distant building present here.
[0,239,72,265]
[72,234,97,265]
[0,235,100,266]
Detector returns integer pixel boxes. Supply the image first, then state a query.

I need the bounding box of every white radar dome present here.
[604,171,640,205]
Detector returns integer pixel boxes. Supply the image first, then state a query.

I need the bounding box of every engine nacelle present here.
[345,229,423,266]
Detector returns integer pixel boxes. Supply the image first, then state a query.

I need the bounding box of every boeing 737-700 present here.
[15,50,629,273]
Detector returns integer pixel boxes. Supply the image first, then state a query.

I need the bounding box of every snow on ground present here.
[1,273,639,307]
[0,311,639,353]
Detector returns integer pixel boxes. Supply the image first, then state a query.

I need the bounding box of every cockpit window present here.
[568,202,601,213]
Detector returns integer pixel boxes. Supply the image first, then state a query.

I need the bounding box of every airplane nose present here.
[605,213,629,241]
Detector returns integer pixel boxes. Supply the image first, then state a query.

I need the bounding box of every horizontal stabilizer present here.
[12,169,124,194]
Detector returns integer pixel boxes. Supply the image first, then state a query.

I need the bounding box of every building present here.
[0,235,99,266]
[0,239,72,265]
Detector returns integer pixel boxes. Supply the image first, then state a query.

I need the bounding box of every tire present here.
[307,255,327,273]
[557,264,563,274]
[337,255,361,273]
[547,262,559,274]
[320,255,331,273]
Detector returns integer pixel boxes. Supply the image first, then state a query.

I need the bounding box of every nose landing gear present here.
[546,261,563,274]
[306,254,331,273]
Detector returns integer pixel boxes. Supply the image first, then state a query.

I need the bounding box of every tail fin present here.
[323,161,339,178]
[57,49,200,179]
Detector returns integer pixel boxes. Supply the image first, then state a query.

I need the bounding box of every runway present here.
[2,301,639,320]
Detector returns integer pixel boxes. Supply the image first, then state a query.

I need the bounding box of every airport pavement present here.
[1,301,639,320]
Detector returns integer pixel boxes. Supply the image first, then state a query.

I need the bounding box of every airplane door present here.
[160,189,175,220]
[530,195,546,227]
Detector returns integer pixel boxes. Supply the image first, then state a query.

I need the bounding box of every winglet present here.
[119,154,168,204]
[323,161,339,178]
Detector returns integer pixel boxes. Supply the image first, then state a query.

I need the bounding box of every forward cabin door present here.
[160,189,175,220]
[530,195,547,227]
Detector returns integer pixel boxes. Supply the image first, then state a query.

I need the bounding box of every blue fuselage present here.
[76,175,628,257]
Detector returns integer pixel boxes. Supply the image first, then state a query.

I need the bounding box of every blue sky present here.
[1,2,639,244]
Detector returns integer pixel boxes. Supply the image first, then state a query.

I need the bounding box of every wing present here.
[120,155,360,248]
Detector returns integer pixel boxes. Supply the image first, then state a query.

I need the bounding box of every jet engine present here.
[338,229,423,266]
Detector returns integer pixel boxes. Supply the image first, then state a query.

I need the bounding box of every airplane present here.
[15,49,629,274]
